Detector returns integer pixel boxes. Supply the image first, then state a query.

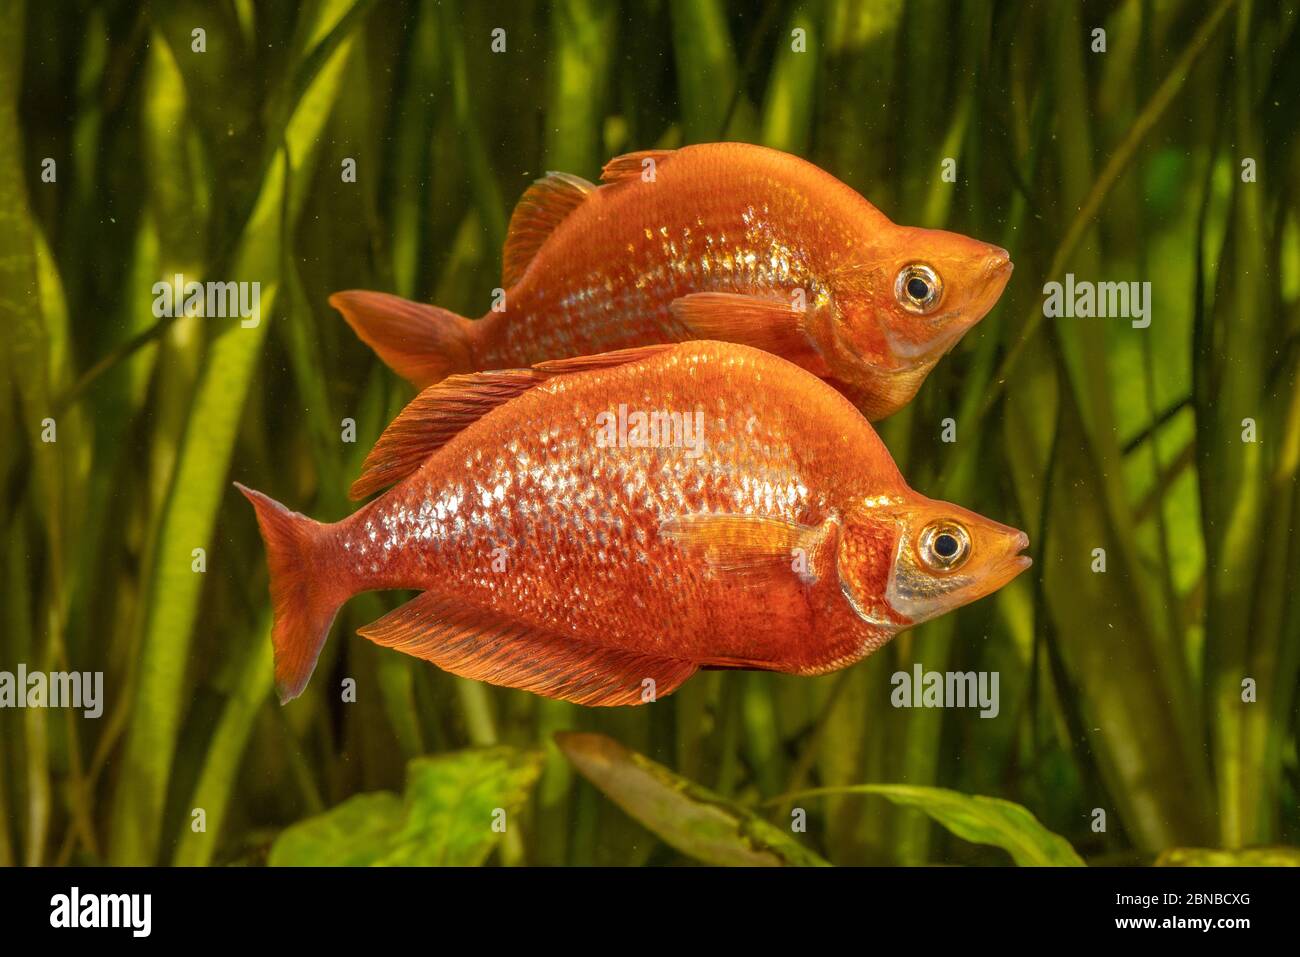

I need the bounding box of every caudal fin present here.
[330,290,477,388]
[235,483,347,703]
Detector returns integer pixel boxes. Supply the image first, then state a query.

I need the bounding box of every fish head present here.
[838,494,1031,630]
[827,229,1013,373]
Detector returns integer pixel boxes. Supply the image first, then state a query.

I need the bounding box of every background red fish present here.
[239,341,1030,706]
[332,142,1012,420]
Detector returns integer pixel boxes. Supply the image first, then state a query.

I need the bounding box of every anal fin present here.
[359,591,697,706]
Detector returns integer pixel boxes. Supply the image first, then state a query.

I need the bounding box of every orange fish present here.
[238,342,1030,706]
[331,142,1012,420]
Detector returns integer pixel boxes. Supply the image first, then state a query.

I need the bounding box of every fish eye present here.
[895,264,942,314]
[918,521,970,571]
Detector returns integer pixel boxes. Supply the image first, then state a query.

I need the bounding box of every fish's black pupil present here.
[907,276,930,301]
[934,533,959,558]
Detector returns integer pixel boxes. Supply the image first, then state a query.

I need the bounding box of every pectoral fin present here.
[670,292,815,359]
[659,513,839,586]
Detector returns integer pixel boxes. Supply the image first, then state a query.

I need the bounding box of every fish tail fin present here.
[235,483,348,703]
[330,290,479,388]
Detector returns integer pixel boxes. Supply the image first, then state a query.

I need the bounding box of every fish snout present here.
[979,512,1031,583]
[1009,530,1031,572]
[982,247,1013,273]
[965,247,1013,322]
[983,247,1014,281]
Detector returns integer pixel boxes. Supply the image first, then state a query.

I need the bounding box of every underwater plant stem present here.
[976,0,1239,426]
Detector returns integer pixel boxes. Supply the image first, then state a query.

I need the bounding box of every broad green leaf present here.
[556,732,829,867]
[269,747,545,867]
[1157,847,1300,867]
[777,784,1084,867]
[383,747,544,866]
[269,793,406,867]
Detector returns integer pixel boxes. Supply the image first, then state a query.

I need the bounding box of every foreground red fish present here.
[238,342,1030,706]
[332,142,1012,420]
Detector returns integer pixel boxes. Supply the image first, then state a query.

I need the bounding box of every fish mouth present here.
[981,251,1014,303]
[1001,531,1032,578]
[974,531,1031,597]
[985,247,1014,279]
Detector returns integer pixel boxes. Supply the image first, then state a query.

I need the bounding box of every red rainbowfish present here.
[238,341,1030,706]
[331,142,1012,421]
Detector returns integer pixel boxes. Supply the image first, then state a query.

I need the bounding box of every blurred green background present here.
[1,0,1297,867]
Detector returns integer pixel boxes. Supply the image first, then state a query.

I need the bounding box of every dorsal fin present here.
[350,370,546,500]
[350,343,678,500]
[502,171,596,288]
[600,149,676,185]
